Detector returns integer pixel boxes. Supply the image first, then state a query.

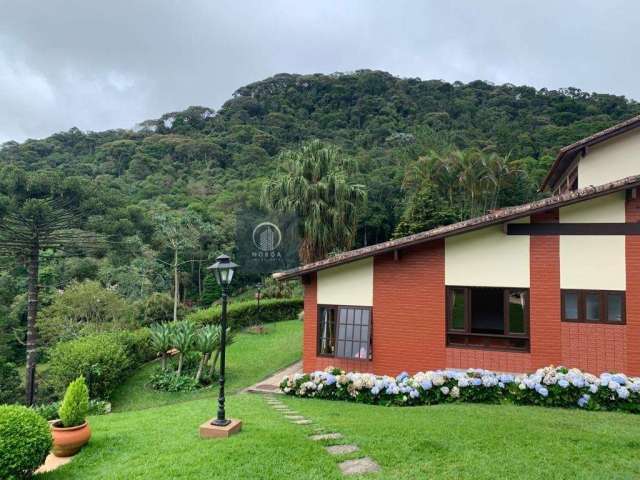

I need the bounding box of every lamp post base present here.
[199,418,242,439]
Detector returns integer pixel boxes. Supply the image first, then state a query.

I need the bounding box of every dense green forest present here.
[1,70,639,377]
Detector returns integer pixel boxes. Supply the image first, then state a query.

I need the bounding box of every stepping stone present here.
[284,415,305,420]
[326,444,359,455]
[294,419,312,425]
[338,457,381,475]
[309,432,343,441]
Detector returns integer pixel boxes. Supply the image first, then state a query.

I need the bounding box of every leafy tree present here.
[200,274,221,306]
[262,140,366,263]
[393,183,460,238]
[0,167,100,405]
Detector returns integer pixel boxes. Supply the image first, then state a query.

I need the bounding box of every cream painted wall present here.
[445,219,530,288]
[578,130,640,188]
[559,192,626,290]
[317,257,373,306]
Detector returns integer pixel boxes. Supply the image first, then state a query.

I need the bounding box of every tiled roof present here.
[274,174,640,280]
[540,114,640,191]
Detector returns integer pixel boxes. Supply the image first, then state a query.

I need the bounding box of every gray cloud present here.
[0,0,638,142]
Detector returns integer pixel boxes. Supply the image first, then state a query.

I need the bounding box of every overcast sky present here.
[0,0,638,143]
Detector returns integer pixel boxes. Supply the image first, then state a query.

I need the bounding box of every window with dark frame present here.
[446,286,529,352]
[561,290,625,324]
[317,305,372,360]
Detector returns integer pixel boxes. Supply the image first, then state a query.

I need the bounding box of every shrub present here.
[281,365,640,413]
[37,280,136,346]
[0,405,52,480]
[46,333,132,399]
[58,377,89,427]
[111,329,155,365]
[186,298,302,329]
[149,370,200,392]
[0,360,22,405]
[33,400,110,421]
[142,292,185,325]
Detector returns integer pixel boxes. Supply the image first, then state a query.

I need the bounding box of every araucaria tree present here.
[262,140,366,263]
[0,167,99,404]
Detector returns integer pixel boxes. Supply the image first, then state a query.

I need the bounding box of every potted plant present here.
[51,376,91,457]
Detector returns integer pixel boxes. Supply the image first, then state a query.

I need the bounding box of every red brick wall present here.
[446,348,532,373]
[626,190,640,375]
[370,242,446,374]
[561,323,626,373]
[529,210,563,368]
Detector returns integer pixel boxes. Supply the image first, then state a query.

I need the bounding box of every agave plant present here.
[208,326,235,379]
[193,325,220,383]
[171,321,196,376]
[149,323,173,371]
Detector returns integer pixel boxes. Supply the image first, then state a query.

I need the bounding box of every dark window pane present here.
[470,288,504,334]
[335,307,372,359]
[608,293,623,322]
[450,288,465,330]
[319,308,336,355]
[508,290,526,333]
[336,339,346,357]
[564,292,578,320]
[586,294,600,321]
[361,309,370,325]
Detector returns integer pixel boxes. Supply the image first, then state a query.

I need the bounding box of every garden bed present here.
[281,365,640,413]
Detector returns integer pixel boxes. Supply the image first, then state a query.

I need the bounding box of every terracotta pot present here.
[50,420,91,457]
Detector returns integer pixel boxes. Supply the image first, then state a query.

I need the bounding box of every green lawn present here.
[35,318,640,479]
[110,319,302,412]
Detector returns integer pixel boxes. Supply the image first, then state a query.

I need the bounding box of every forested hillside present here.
[1,70,639,368]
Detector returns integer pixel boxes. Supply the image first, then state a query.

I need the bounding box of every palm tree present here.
[171,321,196,376]
[262,140,366,264]
[193,325,220,383]
[149,323,173,371]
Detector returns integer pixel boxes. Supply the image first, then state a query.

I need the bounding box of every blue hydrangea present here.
[538,387,549,397]
[558,379,569,388]
[420,380,432,390]
[577,394,590,408]
[396,371,409,382]
[325,374,336,385]
[611,374,627,385]
[409,389,420,399]
[617,387,630,399]
[471,378,482,387]
[589,384,598,394]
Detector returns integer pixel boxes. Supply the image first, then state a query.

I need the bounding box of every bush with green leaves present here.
[142,292,184,325]
[150,323,173,370]
[186,298,302,329]
[46,333,132,399]
[0,404,52,480]
[111,328,155,365]
[0,360,22,405]
[58,377,89,427]
[37,280,136,346]
[33,399,110,421]
[148,370,199,392]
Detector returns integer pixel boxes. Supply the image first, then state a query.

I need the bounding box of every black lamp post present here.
[208,254,238,427]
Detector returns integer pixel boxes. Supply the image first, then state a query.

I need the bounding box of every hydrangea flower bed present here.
[280,366,640,413]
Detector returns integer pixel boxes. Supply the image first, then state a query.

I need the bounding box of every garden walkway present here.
[264,395,381,476]
[244,360,302,394]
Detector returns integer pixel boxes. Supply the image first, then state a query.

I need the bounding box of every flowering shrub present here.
[280,365,640,413]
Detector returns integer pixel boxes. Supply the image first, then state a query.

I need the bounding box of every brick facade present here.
[301,198,640,376]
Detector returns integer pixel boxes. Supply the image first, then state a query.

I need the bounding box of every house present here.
[274,115,640,376]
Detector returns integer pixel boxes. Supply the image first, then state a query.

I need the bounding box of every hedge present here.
[46,329,153,400]
[186,298,303,329]
[0,405,52,480]
[281,365,640,413]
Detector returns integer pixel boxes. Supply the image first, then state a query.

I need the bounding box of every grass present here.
[35,318,640,479]
[110,319,302,412]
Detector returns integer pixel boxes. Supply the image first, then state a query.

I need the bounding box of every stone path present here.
[264,395,380,476]
[245,361,302,394]
[35,453,72,474]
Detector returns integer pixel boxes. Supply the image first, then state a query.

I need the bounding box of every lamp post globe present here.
[207,254,238,427]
